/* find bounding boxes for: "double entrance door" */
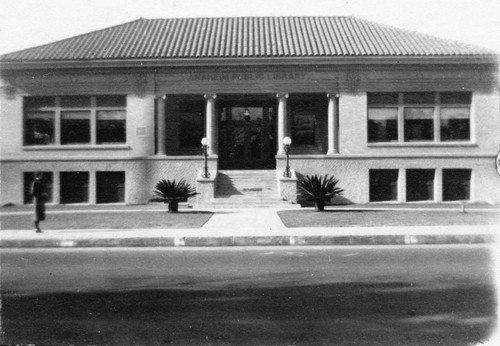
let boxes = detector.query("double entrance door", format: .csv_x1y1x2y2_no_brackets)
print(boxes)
218,99,277,170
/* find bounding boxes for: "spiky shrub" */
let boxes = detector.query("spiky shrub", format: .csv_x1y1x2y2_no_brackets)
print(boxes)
299,174,344,211
153,179,198,212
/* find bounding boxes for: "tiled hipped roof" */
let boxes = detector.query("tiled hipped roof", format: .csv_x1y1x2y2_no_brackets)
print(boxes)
0,17,493,61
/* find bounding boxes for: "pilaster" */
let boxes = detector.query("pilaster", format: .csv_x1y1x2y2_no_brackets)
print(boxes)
204,94,217,155
155,95,166,155
276,93,289,155
327,93,339,155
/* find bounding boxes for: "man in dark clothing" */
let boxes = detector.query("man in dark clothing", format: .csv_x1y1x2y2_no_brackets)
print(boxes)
31,172,46,233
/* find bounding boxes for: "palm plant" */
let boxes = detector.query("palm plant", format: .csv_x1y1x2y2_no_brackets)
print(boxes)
299,174,344,211
153,179,198,212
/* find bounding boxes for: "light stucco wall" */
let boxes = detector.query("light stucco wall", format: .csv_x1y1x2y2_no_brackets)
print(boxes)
0,158,212,205
277,156,500,204
1,64,499,206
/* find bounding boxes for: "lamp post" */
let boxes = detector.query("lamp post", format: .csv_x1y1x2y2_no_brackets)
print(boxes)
201,137,210,178
283,136,292,178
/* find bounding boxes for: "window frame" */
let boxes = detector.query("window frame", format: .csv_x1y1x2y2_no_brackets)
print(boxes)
23,95,127,146
367,92,472,144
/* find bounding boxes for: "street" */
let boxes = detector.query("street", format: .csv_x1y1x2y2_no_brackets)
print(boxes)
1,245,497,345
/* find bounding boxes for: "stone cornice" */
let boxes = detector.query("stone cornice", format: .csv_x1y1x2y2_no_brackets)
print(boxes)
0,55,497,71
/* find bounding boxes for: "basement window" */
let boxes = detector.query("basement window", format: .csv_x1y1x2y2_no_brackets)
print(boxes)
442,169,471,201
96,171,125,204
23,172,53,204
60,171,89,204
369,169,398,202
406,169,435,202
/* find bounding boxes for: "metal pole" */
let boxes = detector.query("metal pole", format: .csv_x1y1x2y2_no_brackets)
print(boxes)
202,145,210,178
284,144,291,178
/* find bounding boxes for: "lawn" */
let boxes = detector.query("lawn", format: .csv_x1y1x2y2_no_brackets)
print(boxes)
1,210,213,230
278,209,500,227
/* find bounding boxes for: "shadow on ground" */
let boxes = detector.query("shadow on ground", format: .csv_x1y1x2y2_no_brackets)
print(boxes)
2,281,496,345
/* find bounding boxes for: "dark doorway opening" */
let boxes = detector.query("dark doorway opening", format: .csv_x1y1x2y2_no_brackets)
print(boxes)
218,95,277,170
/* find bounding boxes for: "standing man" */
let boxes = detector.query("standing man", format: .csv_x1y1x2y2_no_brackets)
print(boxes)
31,172,47,233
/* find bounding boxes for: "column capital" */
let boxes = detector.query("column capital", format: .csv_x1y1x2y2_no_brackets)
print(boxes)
276,93,289,100
327,92,339,99
204,94,217,101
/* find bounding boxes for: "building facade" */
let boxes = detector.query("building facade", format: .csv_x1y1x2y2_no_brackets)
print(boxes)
1,17,499,206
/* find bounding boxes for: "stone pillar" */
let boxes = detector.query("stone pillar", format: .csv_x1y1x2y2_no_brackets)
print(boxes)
398,169,406,203
434,169,443,202
276,93,289,155
204,94,217,155
155,95,166,155
327,93,339,154
88,171,96,204
52,171,61,204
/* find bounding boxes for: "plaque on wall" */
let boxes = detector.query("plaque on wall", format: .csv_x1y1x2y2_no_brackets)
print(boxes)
136,127,147,136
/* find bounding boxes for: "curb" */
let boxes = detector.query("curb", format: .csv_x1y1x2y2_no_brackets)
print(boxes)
0,234,495,248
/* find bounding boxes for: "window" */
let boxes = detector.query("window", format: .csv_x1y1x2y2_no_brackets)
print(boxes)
24,112,55,145
443,169,471,201
24,95,126,146
289,94,328,153
368,93,399,143
367,92,471,143
368,108,398,142
61,111,91,144
369,169,398,202
96,96,127,143
404,107,434,141
406,169,435,202
60,172,89,204
440,92,471,141
96,171,125,203
23,172,53,204
178,100,204,148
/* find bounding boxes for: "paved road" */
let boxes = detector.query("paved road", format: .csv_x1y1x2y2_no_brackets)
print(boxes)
1,245,497,345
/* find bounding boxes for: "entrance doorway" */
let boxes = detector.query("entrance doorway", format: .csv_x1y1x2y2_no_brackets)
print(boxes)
218,97,276,169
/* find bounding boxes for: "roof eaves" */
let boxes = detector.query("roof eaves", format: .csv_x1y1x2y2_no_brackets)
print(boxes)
1,55,497,71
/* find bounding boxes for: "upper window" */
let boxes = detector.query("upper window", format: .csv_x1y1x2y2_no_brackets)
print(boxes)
24,95,126,146
367,92,471,143
178,100,205,148
289,94,328,153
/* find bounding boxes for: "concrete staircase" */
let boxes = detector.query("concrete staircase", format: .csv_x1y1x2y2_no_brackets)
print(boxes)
200,170,299,209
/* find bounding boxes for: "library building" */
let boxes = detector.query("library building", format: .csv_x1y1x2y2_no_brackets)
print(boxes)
1,17,499,207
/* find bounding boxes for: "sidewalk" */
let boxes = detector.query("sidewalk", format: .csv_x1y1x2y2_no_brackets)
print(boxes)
1,205,498,248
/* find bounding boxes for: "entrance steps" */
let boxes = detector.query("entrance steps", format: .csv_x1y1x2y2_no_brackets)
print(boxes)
199,170,300,209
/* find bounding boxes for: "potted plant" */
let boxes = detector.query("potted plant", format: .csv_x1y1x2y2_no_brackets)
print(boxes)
299,174,344,211
153,179,198,213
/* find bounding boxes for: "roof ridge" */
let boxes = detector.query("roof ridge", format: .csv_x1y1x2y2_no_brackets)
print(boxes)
142,16,355,20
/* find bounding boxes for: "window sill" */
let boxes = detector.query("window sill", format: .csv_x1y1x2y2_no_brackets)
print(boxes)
23,144,131,151
368,142,477,148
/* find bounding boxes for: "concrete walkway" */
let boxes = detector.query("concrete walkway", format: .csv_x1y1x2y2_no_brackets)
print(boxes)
202,208,286,230
1,206,498,248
